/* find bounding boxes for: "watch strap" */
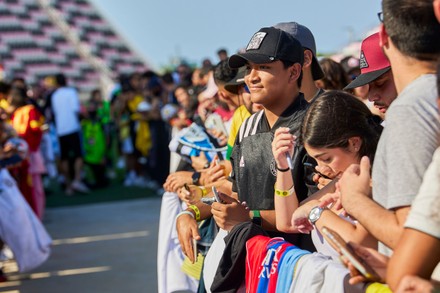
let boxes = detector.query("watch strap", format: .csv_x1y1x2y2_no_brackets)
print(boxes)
192,171,201,185
251,210,262,226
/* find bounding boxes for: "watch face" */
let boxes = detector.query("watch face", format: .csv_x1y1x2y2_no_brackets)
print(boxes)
192,172,201,184
309,206,323,223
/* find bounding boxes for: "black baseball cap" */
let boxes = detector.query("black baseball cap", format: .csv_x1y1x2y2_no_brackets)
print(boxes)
229,27,304,69
224,66,246,95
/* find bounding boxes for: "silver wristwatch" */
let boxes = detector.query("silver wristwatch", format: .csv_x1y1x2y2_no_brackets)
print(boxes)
308,206,326,225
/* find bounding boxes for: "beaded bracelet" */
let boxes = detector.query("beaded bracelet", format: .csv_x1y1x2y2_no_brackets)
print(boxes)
188,205,201,221
274,184,295,197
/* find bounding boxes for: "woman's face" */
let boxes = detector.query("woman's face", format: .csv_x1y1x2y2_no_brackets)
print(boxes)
305,143,360,178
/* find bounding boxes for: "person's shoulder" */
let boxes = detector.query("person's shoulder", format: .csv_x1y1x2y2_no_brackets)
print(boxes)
52,86,78,97
241,109,264,129
236,109,265,142
399,74,437,100
232,105,251,121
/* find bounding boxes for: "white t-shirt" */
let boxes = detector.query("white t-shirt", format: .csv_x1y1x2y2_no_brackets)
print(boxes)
311,213,357,261
51,87,81,136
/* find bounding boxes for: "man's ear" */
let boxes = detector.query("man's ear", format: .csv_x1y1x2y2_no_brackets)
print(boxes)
378,24,389,49
303,50,313,69
289,63,302,82
217,90,229,101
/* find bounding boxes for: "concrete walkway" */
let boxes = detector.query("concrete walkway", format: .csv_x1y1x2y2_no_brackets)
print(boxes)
0,198,161,293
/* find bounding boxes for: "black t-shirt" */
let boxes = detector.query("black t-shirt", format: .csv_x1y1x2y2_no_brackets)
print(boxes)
230,93,313,207
229,93,316,248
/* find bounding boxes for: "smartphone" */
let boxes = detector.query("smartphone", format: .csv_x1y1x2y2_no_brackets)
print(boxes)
303,162,332,180
201,186,222,205
192,238,198,263
212,186,222,203
201,197,216,205
321,226,381,282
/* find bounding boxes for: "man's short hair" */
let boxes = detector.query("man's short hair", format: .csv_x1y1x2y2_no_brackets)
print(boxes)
383,0,440,61
213,59,238,86
55,73,67,87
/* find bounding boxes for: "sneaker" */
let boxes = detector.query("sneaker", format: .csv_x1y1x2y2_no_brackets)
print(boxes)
71,181,90,193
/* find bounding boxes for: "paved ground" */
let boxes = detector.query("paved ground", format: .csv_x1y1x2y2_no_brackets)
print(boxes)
0,197,161,293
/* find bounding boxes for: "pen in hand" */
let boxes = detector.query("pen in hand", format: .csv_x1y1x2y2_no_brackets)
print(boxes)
286,153,293,170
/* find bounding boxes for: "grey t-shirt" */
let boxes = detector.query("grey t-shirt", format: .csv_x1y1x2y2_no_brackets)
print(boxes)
405,147,440,239
372,74,440,254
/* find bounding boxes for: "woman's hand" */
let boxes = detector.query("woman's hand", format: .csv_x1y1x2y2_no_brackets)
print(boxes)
272,127,295,170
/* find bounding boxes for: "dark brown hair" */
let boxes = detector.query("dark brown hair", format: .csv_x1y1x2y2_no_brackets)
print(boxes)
300,90,383,162
382,0,440,61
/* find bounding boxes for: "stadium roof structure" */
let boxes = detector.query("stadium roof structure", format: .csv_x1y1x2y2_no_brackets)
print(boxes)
0,0,151,93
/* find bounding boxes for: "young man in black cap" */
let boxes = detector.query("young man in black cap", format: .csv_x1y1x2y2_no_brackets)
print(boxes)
176,26,315,290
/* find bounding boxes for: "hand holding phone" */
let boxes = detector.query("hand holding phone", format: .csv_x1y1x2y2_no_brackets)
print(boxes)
212,186,222,203
321,226,382,282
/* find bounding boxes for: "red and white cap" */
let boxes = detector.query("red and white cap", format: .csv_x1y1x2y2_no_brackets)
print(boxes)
344,32,391,90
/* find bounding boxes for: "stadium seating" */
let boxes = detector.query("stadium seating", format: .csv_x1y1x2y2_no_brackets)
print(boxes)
0,0,149,93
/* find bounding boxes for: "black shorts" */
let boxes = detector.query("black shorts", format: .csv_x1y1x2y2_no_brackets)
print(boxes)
59,132,83,160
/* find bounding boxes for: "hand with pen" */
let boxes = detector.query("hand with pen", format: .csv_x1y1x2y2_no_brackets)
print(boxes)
272,127,295,172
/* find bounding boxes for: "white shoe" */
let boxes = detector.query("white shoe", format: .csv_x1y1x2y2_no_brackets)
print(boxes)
71,181,90,193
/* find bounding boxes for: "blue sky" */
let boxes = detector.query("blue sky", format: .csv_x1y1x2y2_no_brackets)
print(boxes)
89,0,382,70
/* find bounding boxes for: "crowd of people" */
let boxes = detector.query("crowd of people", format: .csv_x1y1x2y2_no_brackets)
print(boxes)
0,0,439,291
158,0,440,292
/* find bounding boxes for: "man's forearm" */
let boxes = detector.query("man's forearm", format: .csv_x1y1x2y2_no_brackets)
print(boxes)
346,196,403,249
259,210,278,231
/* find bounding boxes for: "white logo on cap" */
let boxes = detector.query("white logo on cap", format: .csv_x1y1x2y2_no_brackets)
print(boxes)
246,32,267,50
359,51,369,69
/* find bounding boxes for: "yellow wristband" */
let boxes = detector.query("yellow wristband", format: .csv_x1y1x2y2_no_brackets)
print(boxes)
274,184,295,197
188,205,201,221
198,186,207,197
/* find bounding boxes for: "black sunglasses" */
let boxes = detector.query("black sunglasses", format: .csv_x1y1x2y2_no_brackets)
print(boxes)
377,12,384,23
